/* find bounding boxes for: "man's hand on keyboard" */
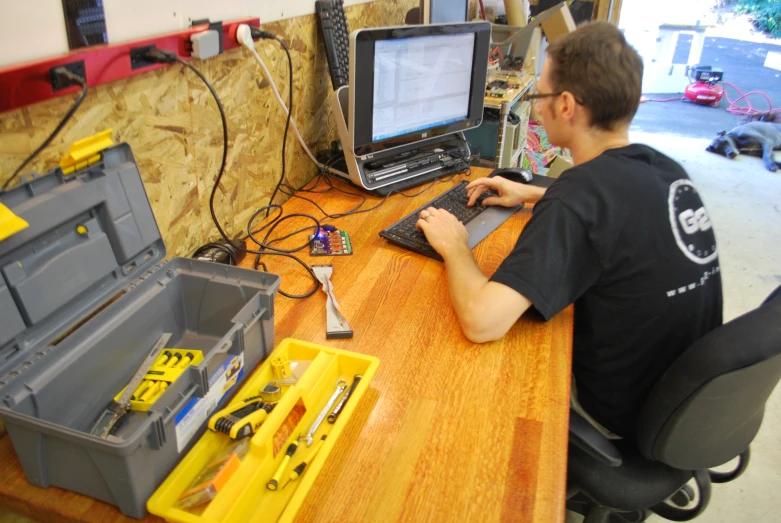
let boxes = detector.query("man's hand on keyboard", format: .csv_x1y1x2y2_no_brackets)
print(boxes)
466,177,544,207
415,207,469,258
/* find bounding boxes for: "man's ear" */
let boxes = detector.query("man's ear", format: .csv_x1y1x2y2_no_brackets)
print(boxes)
717,130,726,136
560,91,578,121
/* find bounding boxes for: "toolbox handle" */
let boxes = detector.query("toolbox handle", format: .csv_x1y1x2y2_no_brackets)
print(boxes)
211,327,238,356
215,338,233,355
162,383,199,426
250,385,305,457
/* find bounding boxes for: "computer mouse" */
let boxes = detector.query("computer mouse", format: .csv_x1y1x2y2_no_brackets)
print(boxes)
492,167,533,184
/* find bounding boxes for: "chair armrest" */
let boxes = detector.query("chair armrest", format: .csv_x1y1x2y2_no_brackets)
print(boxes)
569,409,623,467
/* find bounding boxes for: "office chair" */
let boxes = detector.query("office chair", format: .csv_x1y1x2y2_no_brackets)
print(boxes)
566,284,781,523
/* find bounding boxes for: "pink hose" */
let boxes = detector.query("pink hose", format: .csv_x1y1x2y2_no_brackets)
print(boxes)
722,82,780,117
644,82,779,119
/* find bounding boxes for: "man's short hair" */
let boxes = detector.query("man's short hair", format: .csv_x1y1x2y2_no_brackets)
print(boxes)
546,22,643,131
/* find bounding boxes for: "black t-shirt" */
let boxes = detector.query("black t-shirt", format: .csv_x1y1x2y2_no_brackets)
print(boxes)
490,144,723,438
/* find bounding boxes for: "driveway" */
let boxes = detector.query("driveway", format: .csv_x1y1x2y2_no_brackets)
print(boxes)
631,36,781,139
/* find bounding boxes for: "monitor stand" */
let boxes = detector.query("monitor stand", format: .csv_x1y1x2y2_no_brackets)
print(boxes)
329,86,472,196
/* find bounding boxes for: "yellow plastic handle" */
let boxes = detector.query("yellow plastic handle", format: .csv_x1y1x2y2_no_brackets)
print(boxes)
0,203,29,242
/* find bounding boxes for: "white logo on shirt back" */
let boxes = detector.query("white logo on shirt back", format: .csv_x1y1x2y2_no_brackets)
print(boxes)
668,179,717,265
678,208,712,234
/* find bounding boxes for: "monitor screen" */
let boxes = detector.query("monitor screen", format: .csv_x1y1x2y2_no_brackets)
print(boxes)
349,22,490,157
430,0,468,23
371,33,475,142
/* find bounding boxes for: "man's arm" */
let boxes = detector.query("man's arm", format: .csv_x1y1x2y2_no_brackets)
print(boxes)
466,177,547,207
416,207,531,343
441,243,532,343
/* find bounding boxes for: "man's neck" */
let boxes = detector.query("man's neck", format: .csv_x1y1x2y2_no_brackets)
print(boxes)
567,126,631,166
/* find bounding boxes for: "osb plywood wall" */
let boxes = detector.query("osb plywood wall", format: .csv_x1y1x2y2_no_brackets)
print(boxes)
0,0,474,258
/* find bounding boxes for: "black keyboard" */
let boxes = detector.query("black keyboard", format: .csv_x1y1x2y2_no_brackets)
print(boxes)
379,181,497,261
316,0,350,89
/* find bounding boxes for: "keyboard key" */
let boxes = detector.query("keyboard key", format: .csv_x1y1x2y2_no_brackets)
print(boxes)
316,1,350,89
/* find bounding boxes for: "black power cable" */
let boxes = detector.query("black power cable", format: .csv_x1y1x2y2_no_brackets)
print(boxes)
146,47,320,299
148,37,476,298
274,149,475,222
3,69,88,190
192,242,239,265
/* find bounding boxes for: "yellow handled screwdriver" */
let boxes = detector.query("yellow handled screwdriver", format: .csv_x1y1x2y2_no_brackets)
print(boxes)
267,441,299,491
282,435,327,490
154,351,173,367
131,380,152,401
165,353,182,368
140,381,162,402
149,382,169,403
174,353,194,369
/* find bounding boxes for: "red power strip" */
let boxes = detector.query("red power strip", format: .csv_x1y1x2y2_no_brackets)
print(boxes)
0,17,259,113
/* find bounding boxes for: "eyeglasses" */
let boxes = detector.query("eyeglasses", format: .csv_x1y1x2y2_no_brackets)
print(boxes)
526,90,563,100
526,90,584,105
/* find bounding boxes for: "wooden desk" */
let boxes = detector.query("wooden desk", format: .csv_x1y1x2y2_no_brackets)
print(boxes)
0,167,573,522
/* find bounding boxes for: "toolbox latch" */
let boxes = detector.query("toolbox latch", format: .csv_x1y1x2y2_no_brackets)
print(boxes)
58,129,114,175
149,416,166,450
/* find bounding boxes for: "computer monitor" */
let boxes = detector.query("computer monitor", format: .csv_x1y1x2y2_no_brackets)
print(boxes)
348,22,491,158
420,0,469,24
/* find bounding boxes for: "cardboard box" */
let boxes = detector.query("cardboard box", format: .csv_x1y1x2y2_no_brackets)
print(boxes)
538,2,576,43
503,0,530,26
546,154,574,178
524,27,543,78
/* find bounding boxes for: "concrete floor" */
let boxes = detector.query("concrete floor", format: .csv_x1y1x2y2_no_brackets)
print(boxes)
567,130,781,522
639,131,781,523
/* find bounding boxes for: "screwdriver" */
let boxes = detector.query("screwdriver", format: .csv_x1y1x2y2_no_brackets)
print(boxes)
282,435,327,490
174,352,195,369
131,380,152,401
165,353,182,368
140,381,163,402
267,441,299,491
154,351,173,367
149,382,168,402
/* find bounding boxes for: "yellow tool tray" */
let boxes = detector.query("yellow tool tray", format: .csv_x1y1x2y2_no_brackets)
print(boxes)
147,338,380,523
114,349,204,412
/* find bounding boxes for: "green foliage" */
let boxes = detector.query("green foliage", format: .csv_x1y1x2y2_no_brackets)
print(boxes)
730,0,781,37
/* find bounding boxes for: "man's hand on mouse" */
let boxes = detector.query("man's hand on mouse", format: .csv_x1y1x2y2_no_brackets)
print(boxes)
416,207,469,258
466,177,544,207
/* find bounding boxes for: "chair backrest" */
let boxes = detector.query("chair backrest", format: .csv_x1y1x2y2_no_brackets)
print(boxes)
636,285,781,470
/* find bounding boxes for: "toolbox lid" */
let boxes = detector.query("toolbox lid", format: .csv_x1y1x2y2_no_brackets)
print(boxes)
0,143,166,379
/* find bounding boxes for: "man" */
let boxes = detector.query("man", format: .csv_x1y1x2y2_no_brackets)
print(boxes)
415,22,722,439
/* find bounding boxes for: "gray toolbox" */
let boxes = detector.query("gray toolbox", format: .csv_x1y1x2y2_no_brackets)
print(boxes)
0,143,280,518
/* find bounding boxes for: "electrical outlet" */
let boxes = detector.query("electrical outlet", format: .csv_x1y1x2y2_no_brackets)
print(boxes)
130,45,158,70
50,61,86,91
1,17,257,112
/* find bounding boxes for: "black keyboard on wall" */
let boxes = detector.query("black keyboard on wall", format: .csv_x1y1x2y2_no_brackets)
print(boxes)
316,0,351,89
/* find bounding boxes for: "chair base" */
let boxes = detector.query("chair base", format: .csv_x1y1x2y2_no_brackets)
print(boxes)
568,469,711,523
649,470,711,521
709,448,750,483
567,494,651,523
